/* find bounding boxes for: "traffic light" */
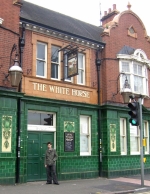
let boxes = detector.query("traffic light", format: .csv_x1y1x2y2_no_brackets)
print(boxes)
128,101,139,126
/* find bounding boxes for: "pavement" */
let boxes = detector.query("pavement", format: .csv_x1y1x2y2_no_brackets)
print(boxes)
1,175,150,194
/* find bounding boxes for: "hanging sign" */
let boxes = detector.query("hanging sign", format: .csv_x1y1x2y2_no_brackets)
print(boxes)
67,49,78,78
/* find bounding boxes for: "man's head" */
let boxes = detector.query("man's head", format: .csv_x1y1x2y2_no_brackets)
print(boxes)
47,142,52,149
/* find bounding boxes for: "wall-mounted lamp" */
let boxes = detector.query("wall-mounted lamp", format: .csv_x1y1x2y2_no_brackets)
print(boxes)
3,44,23,87
121,76,132,103
8,53,23,87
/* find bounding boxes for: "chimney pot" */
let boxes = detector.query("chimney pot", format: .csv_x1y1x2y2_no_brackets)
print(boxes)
113,4,116,10
104,11,107,16
108,8,111,13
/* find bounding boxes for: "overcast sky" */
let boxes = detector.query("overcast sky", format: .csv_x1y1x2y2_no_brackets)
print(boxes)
24,0,150,36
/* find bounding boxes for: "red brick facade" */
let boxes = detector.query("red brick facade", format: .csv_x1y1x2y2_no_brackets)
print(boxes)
101,6,150,107
0,0,21,87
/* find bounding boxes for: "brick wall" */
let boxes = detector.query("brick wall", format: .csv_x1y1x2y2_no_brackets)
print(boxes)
101,10,150,107
0,0,21,87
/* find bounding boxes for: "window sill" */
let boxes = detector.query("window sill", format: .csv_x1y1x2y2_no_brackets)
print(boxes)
80,152,91,156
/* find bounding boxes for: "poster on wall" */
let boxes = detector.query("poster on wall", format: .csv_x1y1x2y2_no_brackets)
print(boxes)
64,132,75,152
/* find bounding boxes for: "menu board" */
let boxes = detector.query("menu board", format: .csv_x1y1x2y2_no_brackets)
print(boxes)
64,132,75,152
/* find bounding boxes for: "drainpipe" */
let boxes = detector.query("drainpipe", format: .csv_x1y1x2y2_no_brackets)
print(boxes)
16,23,25,183
96,50,102,177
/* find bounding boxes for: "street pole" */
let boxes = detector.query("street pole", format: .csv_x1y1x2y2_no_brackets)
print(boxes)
138,97,144,186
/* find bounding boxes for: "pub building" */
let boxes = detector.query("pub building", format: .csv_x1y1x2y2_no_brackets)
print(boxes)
1,0,150,185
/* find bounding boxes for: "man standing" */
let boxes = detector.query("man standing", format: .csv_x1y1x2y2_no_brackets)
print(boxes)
44,142,59,185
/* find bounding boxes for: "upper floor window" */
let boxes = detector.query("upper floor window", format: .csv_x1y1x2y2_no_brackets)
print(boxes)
77,53,85,85
35,41,87,85
51,45,60,80
36,42,47,78
118,49,149,96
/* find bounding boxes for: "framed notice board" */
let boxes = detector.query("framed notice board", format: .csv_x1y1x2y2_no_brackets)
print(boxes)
64,132,75,152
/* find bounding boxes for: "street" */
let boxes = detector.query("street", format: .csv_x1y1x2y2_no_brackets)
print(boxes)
1,176,150,194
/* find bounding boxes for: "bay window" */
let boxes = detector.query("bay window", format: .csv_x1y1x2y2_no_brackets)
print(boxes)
118,49,149,96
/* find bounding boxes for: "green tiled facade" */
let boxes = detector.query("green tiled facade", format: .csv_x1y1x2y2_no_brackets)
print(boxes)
1,90,150,184
3,94,99,184
0,89,23,184
101,104,150,178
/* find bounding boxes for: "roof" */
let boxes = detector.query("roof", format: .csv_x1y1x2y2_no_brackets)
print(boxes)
20,1,105,44
118,45,135,55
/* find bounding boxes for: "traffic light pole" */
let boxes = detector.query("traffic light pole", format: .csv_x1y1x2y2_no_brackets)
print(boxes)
138,97,144,187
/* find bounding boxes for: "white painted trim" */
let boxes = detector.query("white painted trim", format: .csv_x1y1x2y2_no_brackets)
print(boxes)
36,42,47,78
28,125,56,132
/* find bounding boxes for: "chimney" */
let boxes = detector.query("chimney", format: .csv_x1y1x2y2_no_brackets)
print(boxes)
108,8,111,13
101,4,119,26
104,11,107,16
113,4,116,10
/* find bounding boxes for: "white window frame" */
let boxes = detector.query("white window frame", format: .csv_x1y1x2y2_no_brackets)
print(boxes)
120,118,127,155
51,45,61,80
27,111,56,132
80,115,91,156
36,42,47,78
130,125,140,155
118,49,149,96
77,53,85,85
144,120,149,154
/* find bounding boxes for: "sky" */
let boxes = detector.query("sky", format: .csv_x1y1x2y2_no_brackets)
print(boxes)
24,0,150,36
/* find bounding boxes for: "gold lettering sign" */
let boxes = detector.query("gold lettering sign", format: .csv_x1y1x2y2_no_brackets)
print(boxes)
32,82,90,98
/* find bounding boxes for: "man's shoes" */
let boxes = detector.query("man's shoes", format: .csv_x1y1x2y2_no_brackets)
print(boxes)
46,182,52,184
54,182,59,185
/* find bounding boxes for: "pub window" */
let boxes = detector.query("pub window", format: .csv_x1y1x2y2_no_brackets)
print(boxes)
80,115,91,156
130,125,140,155
28,111,54,126
51,45,60,80
36,42,47,78
120,118,127,155
144,121,149,154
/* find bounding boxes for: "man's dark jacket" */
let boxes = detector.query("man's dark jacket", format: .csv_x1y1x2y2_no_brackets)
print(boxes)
45,148,58,165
